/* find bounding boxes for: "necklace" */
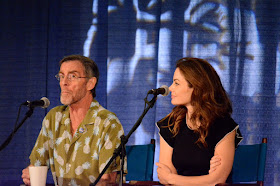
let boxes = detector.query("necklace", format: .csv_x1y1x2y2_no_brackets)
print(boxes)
185,113,201,130
186,123,193,130
186,116,194,130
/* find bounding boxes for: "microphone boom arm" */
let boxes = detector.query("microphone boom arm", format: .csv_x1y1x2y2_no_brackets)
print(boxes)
0,107,34,151
90,94,158,186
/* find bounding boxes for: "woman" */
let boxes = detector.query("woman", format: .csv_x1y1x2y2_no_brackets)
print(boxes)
156,57,243,185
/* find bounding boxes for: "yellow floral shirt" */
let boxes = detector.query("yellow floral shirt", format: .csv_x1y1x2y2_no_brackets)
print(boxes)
29,99,124,186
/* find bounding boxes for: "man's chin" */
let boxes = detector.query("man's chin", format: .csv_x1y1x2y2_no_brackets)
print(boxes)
60,97,72,105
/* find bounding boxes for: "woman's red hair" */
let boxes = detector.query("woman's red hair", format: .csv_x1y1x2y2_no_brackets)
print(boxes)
164,57,232,147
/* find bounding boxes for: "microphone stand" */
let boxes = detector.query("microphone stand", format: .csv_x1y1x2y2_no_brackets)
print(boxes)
0,107,34,152
90,94,158,186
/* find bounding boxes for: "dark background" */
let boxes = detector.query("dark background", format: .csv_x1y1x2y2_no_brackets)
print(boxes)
0,0,279,185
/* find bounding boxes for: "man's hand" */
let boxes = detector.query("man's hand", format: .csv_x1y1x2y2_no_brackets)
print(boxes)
22,165,33,185
96,172,117,186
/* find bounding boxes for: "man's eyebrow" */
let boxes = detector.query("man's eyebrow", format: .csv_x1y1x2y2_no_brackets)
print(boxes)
58,70,80,74
68,71,80,74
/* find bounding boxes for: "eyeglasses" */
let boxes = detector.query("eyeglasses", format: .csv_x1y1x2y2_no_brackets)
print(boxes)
55,73,88,82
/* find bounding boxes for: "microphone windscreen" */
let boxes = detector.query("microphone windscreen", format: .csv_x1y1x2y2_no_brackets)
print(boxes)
41,97,50,108
161,85,170,96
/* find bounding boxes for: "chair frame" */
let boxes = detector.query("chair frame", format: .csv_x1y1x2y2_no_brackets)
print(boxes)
127,139,161,185
127,138,267,186
216,138,267,186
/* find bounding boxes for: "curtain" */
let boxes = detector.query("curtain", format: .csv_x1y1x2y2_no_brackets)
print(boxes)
0,0,279,185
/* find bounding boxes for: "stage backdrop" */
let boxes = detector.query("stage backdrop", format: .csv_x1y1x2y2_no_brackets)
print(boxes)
0,0,279,185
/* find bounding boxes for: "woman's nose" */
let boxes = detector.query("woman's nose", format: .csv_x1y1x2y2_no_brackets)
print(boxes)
169,85,173,92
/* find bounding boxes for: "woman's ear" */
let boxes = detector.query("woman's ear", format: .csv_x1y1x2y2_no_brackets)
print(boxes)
86,77,97,91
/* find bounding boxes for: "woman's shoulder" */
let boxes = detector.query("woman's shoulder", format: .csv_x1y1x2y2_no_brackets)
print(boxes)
211,115,238,130
156,115,177,148
207,115,243,149
157,115,172,127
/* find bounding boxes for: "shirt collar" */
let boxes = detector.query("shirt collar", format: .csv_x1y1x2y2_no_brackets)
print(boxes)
60,99,101,126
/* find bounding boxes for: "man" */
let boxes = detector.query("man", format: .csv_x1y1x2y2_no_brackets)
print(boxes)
22,55,124,186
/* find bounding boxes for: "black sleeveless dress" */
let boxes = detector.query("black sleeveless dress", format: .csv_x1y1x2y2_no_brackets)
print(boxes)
157,116,243,177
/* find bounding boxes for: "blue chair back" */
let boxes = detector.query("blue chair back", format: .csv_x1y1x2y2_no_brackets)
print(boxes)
125,142,155,181
232,138,267,183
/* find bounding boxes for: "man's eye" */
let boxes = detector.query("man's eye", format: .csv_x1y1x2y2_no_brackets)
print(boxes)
70,74,77,78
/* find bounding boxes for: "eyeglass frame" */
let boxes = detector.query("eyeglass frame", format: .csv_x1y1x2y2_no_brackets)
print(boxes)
55,73,89,82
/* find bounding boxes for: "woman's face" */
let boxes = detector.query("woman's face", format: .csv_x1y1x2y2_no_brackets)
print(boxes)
169,68,194,107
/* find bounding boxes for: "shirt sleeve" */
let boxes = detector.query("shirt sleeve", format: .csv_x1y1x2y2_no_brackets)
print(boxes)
98,113,125,174
156,117,175,148
29,116,50,166
207,116,243,150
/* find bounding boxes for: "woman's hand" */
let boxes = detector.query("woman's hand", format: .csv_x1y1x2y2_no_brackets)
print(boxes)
209,155,221,174
156,162,173,185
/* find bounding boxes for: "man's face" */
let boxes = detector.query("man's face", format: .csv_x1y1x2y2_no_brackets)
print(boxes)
58,60,89,105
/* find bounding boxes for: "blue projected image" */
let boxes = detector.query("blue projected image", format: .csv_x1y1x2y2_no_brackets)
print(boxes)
81,0,279,184
81,0,280,185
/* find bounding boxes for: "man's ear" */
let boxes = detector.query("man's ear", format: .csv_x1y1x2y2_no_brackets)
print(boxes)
87,77,97,91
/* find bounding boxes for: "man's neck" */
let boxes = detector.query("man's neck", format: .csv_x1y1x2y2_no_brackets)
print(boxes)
68,94,93,135
69,94,93,116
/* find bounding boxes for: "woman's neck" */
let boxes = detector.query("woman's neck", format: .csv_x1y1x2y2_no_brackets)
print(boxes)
185,107,200,130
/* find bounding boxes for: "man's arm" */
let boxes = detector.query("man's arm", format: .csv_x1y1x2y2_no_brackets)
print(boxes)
97,113,125,184
22,115,51,185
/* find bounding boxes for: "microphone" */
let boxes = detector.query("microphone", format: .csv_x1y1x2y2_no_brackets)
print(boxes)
22,97,50,108
148,85,169,96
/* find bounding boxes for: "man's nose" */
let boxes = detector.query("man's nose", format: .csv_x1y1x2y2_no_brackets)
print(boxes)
60,76,69,85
